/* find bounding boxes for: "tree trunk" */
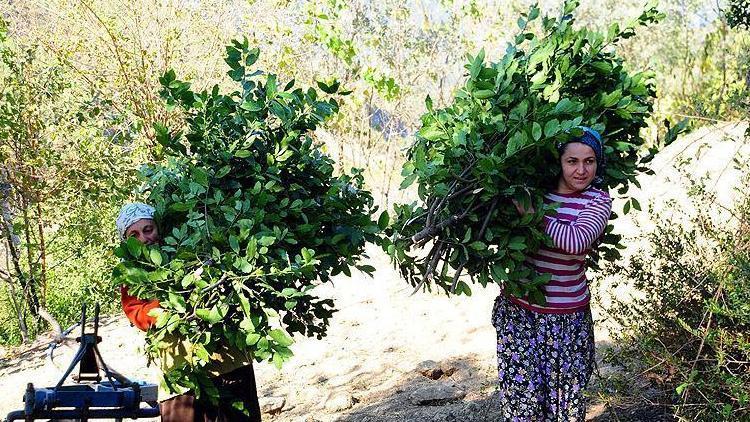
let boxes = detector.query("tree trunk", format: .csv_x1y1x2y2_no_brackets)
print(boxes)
0,172,29,342
20,197,41,320
35,202,47,305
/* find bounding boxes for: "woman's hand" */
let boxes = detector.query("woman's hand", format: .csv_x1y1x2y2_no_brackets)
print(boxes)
512,199,535,215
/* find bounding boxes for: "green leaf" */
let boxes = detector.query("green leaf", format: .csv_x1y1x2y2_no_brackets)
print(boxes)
281,288,298,297
277,149,294,162
149,248,163,266
246,237,258,259
181,273,196,288
675,382,689,395
233,257,253,273
168,292,186,313
240,99,264,112
269,329,294,347
591,61,613,73
532,122,542,141
400,173,417,190
491,264,509,283
195,308,214,323
215,166,231,178
418,126,445,141
553,98,581,114
169,202,191,212
508,238,526,250
457,280,472,296
469,241,487,251
505,131,527,157
473,89,494,99
462,227,473,244
425,95,433,112
528,6,540,20
193,343,210,362
245,332,261,346
356,264,376,274
246,47,260,66
529,288,546,305
227,67,244,82
544,119,560,137
258,235,276,246
316,80,340,94
601,89,622,107
210,305,227,323
229,235,240,253
272,353,284,369
266,74,277,97
301,247,314,262
469,48,485,79
126,236,142,258
193,167,209,187
377,211,390,230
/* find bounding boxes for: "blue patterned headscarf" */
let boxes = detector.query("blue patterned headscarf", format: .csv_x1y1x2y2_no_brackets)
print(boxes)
116,203,155,240
557,126,606,185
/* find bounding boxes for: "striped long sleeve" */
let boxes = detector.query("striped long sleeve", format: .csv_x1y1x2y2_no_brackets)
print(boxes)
508,187,612,314
544,195,612,255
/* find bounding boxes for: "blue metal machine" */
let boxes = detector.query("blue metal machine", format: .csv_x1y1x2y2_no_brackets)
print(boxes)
4,304,160,422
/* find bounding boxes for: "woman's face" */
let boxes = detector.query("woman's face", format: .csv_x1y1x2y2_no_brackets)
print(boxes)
558,142,597,193
125,218,160,245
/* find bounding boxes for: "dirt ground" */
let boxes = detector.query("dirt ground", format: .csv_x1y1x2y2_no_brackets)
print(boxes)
0,245,664,422
4,122,747,421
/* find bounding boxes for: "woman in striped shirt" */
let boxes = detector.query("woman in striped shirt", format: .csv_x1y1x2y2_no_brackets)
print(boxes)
493,127,612,421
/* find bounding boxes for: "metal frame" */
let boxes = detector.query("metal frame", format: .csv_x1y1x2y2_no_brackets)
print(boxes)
4,304,160,422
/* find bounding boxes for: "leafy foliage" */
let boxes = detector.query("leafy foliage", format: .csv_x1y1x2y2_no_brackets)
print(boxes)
0,18,134,344
112,39,380,403
726,0,750,30
382,1,667,300
603,169,750,420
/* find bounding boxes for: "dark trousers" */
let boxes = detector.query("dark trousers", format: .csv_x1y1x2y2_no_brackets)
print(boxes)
159,364,261,422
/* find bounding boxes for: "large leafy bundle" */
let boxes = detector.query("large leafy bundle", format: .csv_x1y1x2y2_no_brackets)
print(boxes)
383,1,665,301
112,39,379,402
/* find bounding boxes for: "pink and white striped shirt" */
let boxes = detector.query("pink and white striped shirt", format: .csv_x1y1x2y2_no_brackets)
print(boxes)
509,187,612,314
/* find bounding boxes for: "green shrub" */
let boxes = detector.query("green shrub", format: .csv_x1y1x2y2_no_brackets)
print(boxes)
727,0,750,30
603,168,750,420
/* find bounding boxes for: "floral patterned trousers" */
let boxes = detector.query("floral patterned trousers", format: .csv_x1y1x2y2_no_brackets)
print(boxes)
492,296,595,422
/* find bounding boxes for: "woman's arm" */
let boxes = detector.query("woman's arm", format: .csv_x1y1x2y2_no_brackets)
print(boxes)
544,195,612,255
120,286,160,331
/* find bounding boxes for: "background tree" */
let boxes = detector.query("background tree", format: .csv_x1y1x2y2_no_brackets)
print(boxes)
0,20,137,343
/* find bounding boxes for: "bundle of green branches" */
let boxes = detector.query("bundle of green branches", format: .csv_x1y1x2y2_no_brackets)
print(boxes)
112,39,379,403
382,1,671,302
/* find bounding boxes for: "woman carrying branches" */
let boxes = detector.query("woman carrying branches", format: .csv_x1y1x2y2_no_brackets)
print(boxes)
115,203,262,422
493,127,612,421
